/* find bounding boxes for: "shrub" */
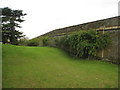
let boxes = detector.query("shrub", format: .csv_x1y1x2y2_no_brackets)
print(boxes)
59,30,111,59
27,41,39,46
42,37,49,46
18,37,29,46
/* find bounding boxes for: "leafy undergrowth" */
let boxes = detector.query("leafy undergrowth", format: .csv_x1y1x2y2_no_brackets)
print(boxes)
2,44,118,88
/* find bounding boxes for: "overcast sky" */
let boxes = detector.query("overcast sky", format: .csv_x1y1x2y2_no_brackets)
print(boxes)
0,0,119,39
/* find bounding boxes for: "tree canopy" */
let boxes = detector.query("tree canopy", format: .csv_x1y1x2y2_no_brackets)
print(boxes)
1,7,27,45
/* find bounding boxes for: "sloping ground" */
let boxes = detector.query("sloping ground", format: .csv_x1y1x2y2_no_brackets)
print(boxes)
2,44,118,88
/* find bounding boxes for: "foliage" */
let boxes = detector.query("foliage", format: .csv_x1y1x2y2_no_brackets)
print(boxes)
1,7,26,45
27,40,39,46
59,30,111,59
42,37,49,46
18,36,29,46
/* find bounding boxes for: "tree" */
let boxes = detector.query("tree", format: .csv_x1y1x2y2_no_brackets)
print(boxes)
1,7,26,45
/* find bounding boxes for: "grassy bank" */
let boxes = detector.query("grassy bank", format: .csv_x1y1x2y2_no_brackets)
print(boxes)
2,44,118,88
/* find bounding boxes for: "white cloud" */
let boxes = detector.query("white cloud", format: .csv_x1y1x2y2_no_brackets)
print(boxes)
0,0,119,39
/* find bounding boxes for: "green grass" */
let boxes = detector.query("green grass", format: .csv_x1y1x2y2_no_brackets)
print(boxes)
2,44,118,88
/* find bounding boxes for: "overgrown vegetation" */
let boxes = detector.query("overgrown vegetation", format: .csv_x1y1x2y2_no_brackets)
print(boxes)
58,30,111,59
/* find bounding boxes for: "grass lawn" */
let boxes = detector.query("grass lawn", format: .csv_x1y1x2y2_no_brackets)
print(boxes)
2,44,118,88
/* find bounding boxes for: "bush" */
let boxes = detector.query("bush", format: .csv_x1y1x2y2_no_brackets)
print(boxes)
59,30,111,59
18,37,29,46
42,37,49,46
27,41,39,46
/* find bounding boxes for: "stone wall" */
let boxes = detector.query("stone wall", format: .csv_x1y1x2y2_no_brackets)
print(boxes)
97,29,119,63
41,16,119,37
36,16,120,63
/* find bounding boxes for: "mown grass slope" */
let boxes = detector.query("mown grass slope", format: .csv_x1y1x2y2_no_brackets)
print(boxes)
2,44,118,88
